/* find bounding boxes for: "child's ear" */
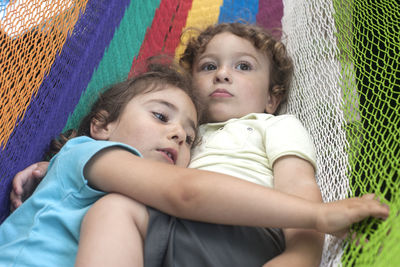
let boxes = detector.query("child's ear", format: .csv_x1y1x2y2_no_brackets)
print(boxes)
90,111,115,140
265,85,282,114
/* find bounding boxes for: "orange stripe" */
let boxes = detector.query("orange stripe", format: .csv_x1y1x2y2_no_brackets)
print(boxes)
0,0,89,148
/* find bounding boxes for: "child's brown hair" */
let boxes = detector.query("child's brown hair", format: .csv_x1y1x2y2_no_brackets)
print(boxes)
180,22,293,114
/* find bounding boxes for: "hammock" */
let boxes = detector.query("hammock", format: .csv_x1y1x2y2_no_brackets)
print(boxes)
0,1,399,266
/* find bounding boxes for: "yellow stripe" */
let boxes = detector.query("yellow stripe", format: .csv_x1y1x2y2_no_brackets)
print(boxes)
174,0,223,61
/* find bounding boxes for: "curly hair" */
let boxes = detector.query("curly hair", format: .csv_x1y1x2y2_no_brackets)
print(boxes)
180,23,293,114
46,62,202,159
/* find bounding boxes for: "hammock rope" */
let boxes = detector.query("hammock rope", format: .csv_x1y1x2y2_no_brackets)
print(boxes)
1,1,398,266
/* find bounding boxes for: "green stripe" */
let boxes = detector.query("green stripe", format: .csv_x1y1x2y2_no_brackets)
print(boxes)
64,0,161,131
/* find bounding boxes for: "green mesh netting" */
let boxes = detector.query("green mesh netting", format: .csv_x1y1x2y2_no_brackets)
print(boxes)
282,0,399,266
335,0,400,266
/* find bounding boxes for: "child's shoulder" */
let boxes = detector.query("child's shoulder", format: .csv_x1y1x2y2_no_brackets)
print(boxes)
58,136,96,153
48,136,97,165
59,136,141,157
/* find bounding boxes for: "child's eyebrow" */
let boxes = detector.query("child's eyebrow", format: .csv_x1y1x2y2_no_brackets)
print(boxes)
198,52,260,64
232,52,261,63
149,99,197,131
149,99,176,110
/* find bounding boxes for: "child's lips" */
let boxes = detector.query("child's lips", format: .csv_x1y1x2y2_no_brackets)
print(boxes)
210,89,233,98
157,148,177,165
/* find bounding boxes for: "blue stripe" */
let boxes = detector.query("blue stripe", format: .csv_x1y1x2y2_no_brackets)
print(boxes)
218,0,259,24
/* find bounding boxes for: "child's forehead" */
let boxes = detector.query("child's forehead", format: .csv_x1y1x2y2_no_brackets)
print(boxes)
205,32,256,51
199,32,264,60
141,84,188,98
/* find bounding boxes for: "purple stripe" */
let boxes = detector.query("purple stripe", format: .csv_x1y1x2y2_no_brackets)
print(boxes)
256,0,283,39
0,0,130,223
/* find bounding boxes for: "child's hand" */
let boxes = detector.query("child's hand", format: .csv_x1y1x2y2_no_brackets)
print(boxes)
316,194,389,238
10,161,49,212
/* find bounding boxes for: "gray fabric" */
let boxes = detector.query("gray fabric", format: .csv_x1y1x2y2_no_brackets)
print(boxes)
145,208,285,267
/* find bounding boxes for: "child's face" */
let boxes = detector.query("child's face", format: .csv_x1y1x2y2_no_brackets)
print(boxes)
192,32,279,122
92,86,197,167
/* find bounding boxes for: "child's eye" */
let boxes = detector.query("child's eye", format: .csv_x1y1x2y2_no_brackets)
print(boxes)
235,62,252,71
200,63,217,71
153,112,169,122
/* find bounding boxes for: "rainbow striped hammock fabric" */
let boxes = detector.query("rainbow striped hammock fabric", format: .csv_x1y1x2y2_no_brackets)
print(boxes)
0,1,399,266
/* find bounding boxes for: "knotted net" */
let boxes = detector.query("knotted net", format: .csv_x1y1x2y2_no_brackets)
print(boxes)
282,0,399,266
0,1,399,266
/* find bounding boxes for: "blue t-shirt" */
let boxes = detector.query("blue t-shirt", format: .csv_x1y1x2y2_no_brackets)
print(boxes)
0,136,141,267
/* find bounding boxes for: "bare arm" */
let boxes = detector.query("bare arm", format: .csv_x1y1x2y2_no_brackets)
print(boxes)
85,147,389,235
264,156,324,267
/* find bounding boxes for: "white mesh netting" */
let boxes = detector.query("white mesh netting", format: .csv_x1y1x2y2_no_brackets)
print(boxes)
282,1,351,266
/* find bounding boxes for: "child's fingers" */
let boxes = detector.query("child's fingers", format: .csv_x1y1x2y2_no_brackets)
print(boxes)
361,193,376,200
322,196,389,238
365,199,389,219
10,162,47,212
35,161,50,176
10,172,26,211
12,173,24,194
9,191,23,212
32,169,44,177
359,194,389,219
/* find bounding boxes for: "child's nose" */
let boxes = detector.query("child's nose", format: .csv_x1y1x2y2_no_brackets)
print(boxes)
214,67,232,83
169,124,186,145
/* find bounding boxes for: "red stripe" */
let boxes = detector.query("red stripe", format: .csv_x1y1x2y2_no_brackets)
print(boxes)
129,0,193,77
